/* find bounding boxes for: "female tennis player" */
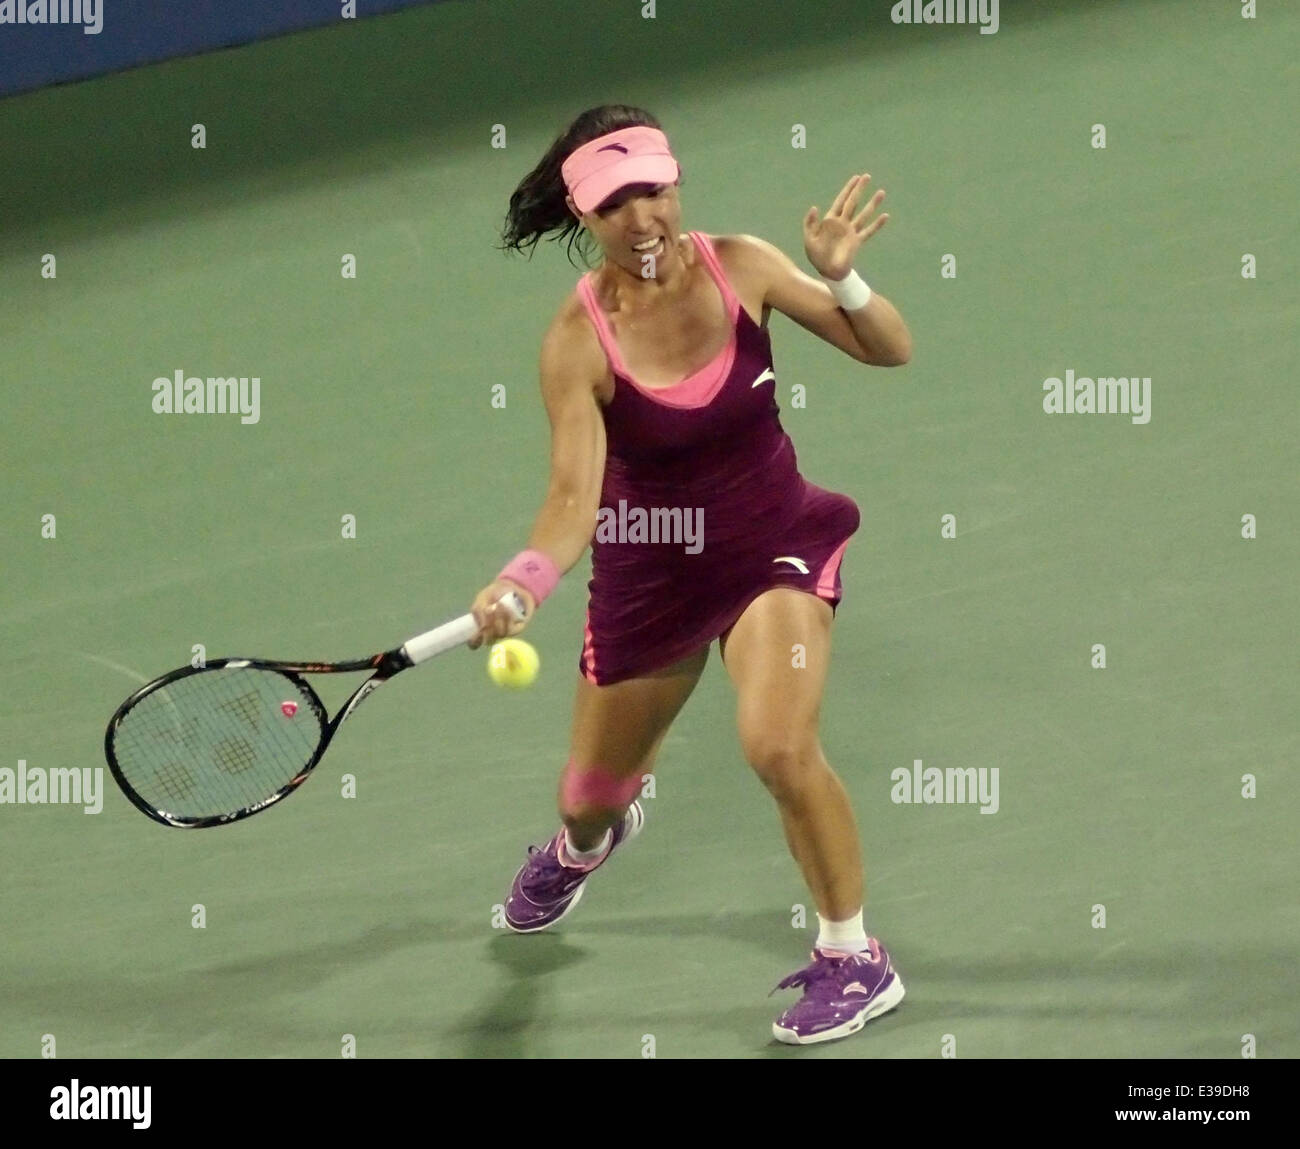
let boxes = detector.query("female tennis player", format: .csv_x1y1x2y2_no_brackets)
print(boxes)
469,105,912,1045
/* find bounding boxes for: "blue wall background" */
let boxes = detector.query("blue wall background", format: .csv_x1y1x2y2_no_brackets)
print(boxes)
0,0,451,98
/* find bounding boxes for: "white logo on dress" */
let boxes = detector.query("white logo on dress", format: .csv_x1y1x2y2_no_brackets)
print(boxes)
773,556,809,574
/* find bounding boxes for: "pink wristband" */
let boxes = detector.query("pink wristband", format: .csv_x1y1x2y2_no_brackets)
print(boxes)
497,549,560,607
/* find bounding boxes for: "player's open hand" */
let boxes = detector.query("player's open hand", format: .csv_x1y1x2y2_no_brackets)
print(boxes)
804,173,888,281
469,581,534,649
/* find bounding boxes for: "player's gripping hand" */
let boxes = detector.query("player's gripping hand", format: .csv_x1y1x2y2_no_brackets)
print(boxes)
468,581,535,650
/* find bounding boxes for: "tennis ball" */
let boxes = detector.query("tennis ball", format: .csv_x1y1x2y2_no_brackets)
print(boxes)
488,639,539,688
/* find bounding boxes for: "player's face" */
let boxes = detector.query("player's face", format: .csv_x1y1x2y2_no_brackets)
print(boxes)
572,182,682,273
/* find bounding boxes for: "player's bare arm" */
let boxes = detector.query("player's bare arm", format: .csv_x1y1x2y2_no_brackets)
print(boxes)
469,308,607,646
529,308,609,569
725,175,912,367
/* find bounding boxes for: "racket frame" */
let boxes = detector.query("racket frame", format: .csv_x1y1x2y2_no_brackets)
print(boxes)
103,648,409,829
103,593,523,829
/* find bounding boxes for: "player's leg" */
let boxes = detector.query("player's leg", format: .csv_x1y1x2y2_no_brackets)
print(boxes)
560,643,709,851
504,644,708,932
720,586,903,1042
720,587,861,917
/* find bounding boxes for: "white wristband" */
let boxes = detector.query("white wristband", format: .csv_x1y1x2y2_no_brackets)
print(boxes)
824,269,872,312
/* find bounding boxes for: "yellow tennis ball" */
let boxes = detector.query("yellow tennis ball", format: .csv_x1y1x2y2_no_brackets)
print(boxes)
488,638,539,688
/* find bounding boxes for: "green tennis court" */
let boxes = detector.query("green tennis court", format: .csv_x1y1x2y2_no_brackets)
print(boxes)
1,0,1296,1058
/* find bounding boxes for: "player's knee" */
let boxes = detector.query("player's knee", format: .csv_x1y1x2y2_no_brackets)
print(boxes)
740,730,818,799
558,758,643,820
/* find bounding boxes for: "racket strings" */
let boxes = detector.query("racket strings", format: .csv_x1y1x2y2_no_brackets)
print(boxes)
110,668,324,820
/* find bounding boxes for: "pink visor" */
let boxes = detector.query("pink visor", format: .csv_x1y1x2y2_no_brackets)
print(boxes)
561,125,681,214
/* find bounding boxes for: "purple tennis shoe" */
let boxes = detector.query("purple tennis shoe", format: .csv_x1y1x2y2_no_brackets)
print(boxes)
504,801,645,932
771,938,905,1044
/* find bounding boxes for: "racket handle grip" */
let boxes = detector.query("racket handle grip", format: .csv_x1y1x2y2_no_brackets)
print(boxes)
400,591,527,667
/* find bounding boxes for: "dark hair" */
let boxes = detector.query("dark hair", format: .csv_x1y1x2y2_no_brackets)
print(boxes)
497,104,678,271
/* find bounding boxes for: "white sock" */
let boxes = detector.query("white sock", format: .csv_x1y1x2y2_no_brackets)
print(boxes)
816,910,869,954
560,827,612,869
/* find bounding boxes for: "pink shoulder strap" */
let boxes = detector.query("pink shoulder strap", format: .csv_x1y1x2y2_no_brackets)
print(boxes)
688,232,740,323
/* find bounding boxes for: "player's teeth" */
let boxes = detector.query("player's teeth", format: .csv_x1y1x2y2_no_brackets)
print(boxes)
633,237,661,251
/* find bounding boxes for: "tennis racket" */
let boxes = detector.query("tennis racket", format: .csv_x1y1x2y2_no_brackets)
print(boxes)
104,592,525,829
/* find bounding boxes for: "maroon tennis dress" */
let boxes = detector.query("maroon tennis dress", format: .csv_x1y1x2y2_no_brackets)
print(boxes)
573,231,860,686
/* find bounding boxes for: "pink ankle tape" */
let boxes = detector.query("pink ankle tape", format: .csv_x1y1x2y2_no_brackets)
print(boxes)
560,760,644,810
497,549,560,607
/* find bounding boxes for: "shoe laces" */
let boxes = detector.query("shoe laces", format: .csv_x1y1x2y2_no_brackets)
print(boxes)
772,949,865,996
521,841,585,897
